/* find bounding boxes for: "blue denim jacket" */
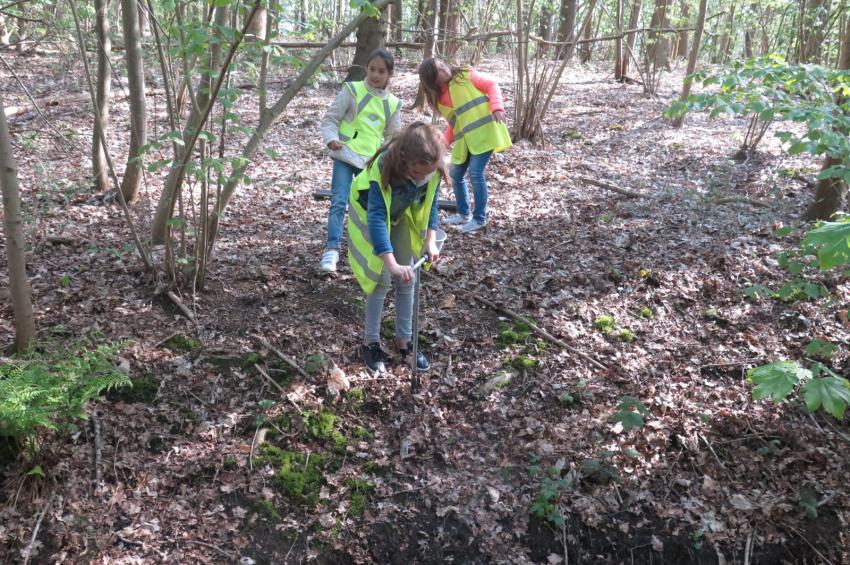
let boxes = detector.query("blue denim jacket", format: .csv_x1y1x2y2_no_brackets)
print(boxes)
367,175,440,256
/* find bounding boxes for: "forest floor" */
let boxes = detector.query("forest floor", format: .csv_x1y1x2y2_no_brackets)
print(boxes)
1,50,849,564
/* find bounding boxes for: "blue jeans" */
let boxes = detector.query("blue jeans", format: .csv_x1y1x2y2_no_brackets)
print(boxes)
364,223,414,343
450,150,493,223
325,158,362,250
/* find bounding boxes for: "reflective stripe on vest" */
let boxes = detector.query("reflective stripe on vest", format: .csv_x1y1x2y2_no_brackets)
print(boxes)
347,158,440,294
337,82,400,155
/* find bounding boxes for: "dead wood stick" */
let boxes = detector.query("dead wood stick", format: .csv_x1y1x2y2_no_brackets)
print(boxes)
424,273,608,371
249,334,310,379
165,290,196,322
22,491,56,565
183,539,238,561
712,196,771,208
578,175,647,198
91,412,102,491
254,363,287,396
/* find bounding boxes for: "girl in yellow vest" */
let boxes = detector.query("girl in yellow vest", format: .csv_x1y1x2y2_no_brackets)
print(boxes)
418,58,512,233
319,48,402,273
347,122,447,372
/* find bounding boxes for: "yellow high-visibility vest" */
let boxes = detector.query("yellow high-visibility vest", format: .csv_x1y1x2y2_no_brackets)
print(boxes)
437,71,512,164
338,81,401,157
347,157,440,295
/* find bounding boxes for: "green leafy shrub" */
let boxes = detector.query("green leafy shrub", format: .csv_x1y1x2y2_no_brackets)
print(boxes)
0,342,130,453
748,361,850,419
611,396,649,430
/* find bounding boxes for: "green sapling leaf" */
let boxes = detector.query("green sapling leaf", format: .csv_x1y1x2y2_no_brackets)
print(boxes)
747,361,812,402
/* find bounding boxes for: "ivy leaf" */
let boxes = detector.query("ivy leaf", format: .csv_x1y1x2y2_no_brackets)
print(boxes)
803,377,850,419
747,361,812,402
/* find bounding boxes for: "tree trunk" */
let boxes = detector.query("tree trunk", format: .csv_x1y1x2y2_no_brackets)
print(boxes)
614,0,623,79
120,0,146,203
344,5,388,81
0,86,36,352
622,0,642,75
647,0,671,70
672,0,707,128
677,0,689,59
438,0,460,59
798,0,830,63
719,2,736,63
555,0,577,60
578,0,598,63
413,0,438,109
390,0,402,42
247,6,267,39
137,1,149,37
804,13,850,220
92,0,110,192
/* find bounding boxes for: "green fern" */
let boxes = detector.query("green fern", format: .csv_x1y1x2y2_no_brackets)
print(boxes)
0,341,131,442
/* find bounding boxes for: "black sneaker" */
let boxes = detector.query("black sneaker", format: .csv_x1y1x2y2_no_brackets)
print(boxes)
360,342,386,372
398,345,431,372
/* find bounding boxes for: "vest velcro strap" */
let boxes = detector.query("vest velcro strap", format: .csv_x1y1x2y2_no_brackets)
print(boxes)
454,95,489,117
448,114,457,128
457,113,495,139
349,241,381,283
357,94,373,114
349,208,372,243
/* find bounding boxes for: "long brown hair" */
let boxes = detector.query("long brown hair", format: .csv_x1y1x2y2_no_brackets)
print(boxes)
367,122,448,189
418,58,467,112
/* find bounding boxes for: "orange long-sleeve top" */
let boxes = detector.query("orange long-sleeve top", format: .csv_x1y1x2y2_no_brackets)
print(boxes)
438,69,505,146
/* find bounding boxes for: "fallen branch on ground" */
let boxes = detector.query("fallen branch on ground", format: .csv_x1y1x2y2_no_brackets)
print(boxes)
250,334,310,380
424,272,608,371
578,176,647,198
165,290,196,322
21,491,56,565
712,196,771,208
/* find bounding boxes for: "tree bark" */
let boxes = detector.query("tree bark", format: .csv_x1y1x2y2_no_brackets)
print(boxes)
555,0,577,60
672,0,707,128
344,4,388,81
804,12,849,220
438,0,460,59
120,0,146,203
413,0,438,109
622,0,642,76
614,0,623,79
647,0,671,70
677,0,689,59
579,0,598,63
92,0,110,192
390,0,402,42
0,86,36,352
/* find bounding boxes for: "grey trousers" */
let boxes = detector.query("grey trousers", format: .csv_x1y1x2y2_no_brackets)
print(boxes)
364,223,415,344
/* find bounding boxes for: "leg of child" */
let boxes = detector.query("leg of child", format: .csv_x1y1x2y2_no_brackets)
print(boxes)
449,156,472,218
466,151,493,223
363,267,392,344
388,224,415,349
325,159,360,251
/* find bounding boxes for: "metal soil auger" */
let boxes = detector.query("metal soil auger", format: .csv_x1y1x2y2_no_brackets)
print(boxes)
410,228,447,393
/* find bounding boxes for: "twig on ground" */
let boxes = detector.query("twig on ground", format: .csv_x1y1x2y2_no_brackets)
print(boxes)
699,433,726,471
91,412,102,491
21,490,56,565
250,334,310,379
382,478,441,498
578,175,647,198
165,290,196,322
821,415,850,447
712,196,771,208
254,363,288,396
183,539,238,561
425,272,608,371
785,525,834,565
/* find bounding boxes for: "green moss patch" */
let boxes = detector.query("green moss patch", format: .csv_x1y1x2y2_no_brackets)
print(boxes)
162,334,202,353
346,479,376,516
107,374,159,404
259,445,327,505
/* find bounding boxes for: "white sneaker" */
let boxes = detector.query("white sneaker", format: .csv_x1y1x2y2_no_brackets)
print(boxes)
443,213,470,226
319,249,339,272
459,219,487,233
